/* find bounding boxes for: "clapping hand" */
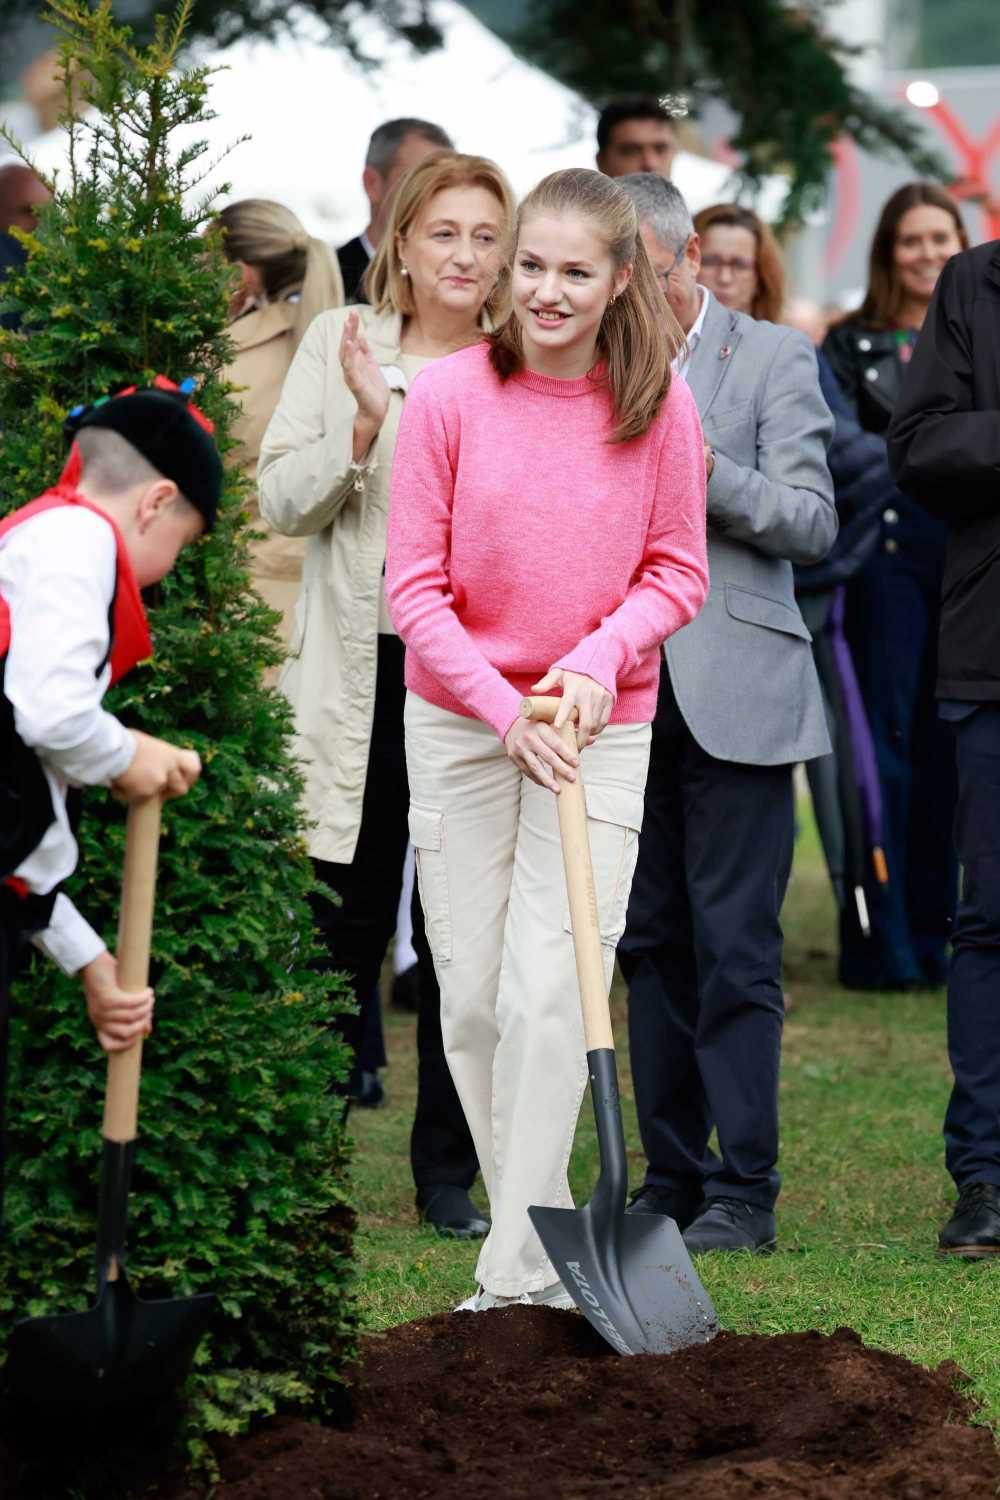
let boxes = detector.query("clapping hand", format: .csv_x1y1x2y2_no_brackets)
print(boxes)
340,310,390,442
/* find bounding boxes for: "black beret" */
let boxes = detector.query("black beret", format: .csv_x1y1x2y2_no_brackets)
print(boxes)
68,386,223,531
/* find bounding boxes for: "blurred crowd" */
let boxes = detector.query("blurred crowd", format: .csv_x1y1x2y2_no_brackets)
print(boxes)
2,92,996,1271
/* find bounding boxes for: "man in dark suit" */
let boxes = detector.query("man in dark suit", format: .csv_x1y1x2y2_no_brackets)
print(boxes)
617,174,836,1255
337,118,453,303
888,240,1000,1259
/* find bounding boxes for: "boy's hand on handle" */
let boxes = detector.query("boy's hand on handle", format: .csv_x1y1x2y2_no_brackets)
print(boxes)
81,950,154,1053
532,669,613,749
112,732,201,802
504,717,579,793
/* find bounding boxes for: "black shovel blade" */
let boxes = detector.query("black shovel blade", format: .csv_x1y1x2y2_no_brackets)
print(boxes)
6,1270,216,1411
528,1201,717,1355
529,1048,718,1356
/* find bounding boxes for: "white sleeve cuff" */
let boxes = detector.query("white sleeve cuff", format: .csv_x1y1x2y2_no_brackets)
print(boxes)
41,715,135,786
30,893,106,975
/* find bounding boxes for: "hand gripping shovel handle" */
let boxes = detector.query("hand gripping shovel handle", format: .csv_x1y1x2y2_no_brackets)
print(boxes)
520,697,612,1051
100,796,162,1282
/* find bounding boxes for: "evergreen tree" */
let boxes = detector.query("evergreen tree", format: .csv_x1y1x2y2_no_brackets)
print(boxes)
0,0,356,1449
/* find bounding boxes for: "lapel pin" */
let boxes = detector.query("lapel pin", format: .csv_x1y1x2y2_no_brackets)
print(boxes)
718,344,732,360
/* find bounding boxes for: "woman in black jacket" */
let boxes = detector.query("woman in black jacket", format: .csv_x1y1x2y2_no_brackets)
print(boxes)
822,182,967,990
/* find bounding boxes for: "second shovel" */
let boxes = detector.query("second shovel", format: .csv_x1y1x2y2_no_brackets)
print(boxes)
523,695,718,1357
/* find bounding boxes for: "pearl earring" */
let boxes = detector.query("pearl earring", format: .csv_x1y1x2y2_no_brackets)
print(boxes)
400,265,409,277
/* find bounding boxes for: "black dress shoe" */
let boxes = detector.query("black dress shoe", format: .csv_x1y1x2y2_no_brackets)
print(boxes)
417,1185,490,1240
938,1182,1000,1259
683,1197,776,1255
348,1069,385,1109
625,1185,702,1231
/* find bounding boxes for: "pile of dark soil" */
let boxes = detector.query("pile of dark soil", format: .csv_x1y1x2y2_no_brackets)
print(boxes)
191,1309,999,1499
3,1308,997,1497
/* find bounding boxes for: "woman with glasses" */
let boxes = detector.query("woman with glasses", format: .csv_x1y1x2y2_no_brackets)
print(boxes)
693,203,785,323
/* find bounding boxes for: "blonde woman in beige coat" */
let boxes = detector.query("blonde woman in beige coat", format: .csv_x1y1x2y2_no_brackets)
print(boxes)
258,152,515,1236
219,199,344,643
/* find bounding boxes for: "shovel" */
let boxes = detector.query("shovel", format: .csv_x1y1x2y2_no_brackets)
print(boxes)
523,696,718,1357
6,797,215,1411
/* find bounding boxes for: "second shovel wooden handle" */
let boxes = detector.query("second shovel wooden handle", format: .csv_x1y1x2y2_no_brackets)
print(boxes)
521,696,613,1053
102,797,162,1144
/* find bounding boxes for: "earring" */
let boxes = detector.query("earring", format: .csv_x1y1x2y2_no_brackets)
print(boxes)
609,293,618,305
400,265,409,277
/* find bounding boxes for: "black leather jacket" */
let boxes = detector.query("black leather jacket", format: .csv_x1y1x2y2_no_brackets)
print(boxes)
823,320,904,436
823,317,945,563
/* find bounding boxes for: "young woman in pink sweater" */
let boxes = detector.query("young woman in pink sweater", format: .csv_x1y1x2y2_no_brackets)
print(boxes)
386,168,709,1312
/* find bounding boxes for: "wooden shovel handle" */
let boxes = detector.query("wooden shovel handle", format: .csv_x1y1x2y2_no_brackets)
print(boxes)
102,797,162,1144
521,696,613,1052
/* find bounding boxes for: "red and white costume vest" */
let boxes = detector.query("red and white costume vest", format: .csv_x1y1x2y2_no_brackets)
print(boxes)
0,454,151,898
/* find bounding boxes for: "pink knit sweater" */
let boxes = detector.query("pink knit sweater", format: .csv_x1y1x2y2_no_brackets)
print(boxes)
386,342,709,742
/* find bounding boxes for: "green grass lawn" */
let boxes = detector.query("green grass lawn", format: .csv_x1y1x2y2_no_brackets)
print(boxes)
350,806,1000,1429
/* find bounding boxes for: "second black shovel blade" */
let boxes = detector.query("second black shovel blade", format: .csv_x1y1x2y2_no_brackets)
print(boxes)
528,1201,718,1356
6,1270,216,1411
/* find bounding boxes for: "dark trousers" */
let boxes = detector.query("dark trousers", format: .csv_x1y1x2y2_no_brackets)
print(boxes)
841,525,958,987
944,704,1000,1190
310,635,477,1195
618,668,793,1211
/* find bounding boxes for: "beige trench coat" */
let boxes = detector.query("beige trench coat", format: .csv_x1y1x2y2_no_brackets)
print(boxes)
225,301,309,642
257,304,416,865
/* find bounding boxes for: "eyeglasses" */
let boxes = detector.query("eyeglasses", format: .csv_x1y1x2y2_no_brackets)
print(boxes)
701,254,757,276
653,244,687,287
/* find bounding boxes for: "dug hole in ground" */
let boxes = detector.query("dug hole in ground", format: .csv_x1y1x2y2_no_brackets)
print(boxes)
166,1305,998,1499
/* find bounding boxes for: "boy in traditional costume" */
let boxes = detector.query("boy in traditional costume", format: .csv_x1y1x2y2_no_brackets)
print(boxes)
0,381,222,1205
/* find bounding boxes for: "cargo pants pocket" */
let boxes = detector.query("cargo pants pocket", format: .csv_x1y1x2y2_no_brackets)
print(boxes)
562,781,645,947
408,803,453,965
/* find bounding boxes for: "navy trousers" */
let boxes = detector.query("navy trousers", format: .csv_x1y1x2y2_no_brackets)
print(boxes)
840,509,958,988
618,668,793,1211
944,704,1000,1190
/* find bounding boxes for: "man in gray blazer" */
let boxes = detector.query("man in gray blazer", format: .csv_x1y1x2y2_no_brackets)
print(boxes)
617,175,836,1254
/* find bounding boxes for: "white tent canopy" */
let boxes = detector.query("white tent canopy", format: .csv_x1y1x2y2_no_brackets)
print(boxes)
12,1,784,242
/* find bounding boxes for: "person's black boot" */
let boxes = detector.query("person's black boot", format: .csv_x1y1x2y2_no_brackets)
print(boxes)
417,1185,490,1240
938,1182,1000,1259
625,1185,702,1232
683,1197,776,1255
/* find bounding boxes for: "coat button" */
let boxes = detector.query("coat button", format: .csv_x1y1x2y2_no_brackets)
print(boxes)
865,366,879,381
884,508,898,524
885,537,899,554
858,337,872,351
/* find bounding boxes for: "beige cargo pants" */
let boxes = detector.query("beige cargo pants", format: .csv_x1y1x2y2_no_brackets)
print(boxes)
404,693,651,1297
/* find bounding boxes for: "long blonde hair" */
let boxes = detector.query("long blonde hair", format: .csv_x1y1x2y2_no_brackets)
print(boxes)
218,198,344,351
365,151,515,320
489,169,683,444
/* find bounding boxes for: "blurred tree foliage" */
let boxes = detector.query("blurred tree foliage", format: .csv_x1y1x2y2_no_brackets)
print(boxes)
2,0,950,223
482,0,949,225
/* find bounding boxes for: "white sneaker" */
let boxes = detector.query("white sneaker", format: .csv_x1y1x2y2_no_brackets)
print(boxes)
454,1282,576,1313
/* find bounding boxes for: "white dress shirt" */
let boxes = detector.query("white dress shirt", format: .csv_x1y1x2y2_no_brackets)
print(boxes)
674,285,710,377
1,506,136,973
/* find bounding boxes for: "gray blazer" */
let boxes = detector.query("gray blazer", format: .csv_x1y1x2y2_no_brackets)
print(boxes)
665,295,837,765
